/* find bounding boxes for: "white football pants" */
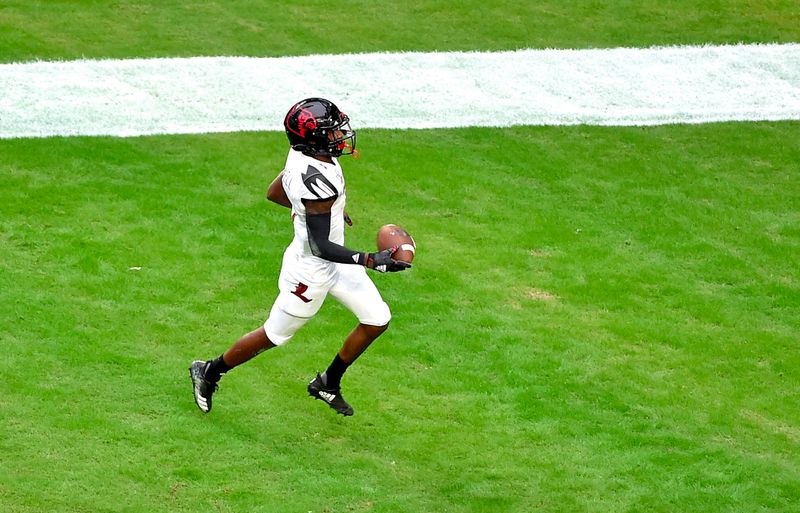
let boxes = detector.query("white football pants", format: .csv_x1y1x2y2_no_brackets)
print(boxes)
263,247,391,345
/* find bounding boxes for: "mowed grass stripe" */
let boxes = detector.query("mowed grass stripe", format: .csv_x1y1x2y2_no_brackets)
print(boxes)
2,44,800,139
2,0,799,63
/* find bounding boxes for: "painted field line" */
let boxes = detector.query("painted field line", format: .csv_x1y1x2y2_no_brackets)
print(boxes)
1,44,799,139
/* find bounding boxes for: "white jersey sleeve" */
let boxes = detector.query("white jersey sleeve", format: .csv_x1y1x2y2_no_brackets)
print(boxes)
297,163,340,201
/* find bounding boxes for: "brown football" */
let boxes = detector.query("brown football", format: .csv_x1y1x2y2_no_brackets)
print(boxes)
376,224,416,264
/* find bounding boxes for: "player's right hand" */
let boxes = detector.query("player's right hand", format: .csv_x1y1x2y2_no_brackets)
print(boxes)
367,247,411,273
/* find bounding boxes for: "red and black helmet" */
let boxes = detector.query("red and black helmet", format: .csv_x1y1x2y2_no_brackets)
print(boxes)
284,98,357,157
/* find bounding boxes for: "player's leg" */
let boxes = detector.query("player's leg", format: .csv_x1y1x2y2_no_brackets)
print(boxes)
190,252,331,413
328,264,391,372
190,289,326,413
203,326,276,383
189,326,275,414
308,265,391,416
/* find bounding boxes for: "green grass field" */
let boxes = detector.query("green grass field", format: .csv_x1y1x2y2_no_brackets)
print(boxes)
2,0,800,61
2,2,799,513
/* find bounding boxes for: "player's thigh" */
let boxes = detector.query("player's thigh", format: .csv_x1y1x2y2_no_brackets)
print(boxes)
263,298,313,346
328,265,391,326
265,255,332,345
275,251,334,315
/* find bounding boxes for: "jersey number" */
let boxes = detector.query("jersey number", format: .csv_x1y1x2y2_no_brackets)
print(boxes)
291,282,312,303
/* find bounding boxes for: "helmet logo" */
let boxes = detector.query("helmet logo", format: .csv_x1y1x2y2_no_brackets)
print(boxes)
296,108,317,137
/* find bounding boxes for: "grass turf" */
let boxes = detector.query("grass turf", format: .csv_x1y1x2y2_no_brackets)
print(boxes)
1,124,798,512
2,1,800,511
2,0,800,62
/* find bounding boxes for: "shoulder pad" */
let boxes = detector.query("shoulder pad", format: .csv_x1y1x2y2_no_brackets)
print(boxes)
301,165,339,200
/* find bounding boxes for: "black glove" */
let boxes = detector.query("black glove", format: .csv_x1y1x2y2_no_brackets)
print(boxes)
366,247,411,273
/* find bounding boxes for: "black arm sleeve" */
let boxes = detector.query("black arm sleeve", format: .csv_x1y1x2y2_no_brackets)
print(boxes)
306,212,367,265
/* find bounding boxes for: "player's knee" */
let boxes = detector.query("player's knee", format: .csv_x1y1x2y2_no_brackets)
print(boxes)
263,322,290,346
263,329,291,346
363,301,391,328
263,311,310,347
377,302,392,326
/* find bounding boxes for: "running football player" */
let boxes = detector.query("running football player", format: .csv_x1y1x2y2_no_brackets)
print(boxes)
189,98,409,416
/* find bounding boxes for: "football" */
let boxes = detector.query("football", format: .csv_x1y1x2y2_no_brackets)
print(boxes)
376,224,416,264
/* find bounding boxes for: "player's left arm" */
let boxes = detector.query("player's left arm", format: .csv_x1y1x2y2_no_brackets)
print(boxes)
266,172,291,208
303,198,408,272
304,198,366,264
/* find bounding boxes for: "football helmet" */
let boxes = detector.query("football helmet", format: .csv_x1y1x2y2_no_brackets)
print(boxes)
284,98,357,157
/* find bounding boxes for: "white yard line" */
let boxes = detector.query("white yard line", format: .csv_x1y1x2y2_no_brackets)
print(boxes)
2,44,799,138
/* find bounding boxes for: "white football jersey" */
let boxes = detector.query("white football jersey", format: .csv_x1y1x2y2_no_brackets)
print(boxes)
280,148,347,260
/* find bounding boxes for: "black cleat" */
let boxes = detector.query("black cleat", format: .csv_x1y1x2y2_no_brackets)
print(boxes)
308,373,354,416
189,360,218,413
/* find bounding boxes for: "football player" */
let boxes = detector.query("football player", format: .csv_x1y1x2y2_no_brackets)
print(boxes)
189,98,409,416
